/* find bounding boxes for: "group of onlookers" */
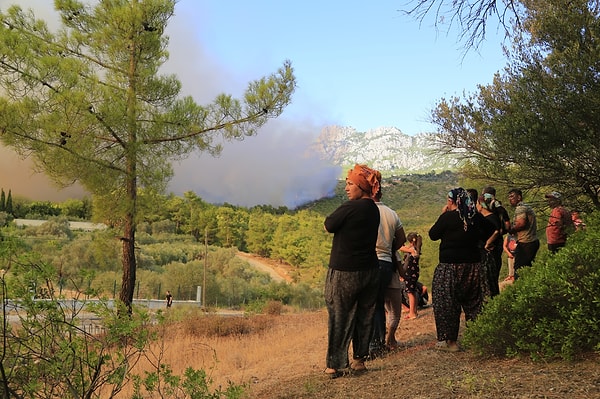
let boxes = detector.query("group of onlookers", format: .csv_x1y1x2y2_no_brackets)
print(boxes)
322,164,427,378
322,164,579,377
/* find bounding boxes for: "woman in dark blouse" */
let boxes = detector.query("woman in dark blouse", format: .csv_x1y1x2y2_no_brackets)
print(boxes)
323,164,380,378
429,187,488,352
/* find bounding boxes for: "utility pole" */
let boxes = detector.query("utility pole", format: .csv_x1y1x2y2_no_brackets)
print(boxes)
203,226,207,310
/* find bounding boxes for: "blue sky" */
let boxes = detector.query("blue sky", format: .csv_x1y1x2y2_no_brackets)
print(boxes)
167,1,510,207
175,0,508,135
1,1,510,207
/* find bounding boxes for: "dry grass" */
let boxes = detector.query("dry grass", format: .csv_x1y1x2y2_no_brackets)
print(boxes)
114,306,600,398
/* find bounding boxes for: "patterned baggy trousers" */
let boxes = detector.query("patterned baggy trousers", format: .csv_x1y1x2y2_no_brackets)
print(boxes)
325,267,379,370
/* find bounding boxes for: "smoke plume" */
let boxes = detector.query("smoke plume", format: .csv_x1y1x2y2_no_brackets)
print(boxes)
0,1,341,208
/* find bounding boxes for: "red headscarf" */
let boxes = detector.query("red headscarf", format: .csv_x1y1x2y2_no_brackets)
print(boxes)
346,164,380,198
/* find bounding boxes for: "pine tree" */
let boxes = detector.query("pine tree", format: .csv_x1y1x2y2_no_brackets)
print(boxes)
0,1,296,309
6,190,13,216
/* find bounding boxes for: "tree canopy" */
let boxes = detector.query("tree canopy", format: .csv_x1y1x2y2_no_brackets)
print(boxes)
0,0,296,308
426,0,600,211
404,0,519,50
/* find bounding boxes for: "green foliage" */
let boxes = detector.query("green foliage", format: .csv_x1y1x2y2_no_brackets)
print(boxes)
0,211,11,227
245,211,276,257
59,197,92,220
5,189,13,215
463,212,600,360
429,1,600,212
132,366,246,399
31,215,74,238
26,201,61,220
0,0,296,307
0,237,246,398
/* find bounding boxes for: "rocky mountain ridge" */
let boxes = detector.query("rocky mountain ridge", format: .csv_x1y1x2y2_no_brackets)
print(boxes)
311,125,459,173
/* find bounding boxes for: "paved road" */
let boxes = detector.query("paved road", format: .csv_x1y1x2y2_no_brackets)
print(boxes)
14,219,106,231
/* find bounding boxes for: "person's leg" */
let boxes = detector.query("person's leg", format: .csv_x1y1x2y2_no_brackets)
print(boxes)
325,269,358,371
432,263,462,342
514,240,540,279
548,242,565,253
505,256,515,280
352,268,379,367
490,246,503,295
384,287,402,349
370,261,392,355
404,259,420,319
485,250,500,297
457,262,485,322
407,291,418,319
420,285,429,306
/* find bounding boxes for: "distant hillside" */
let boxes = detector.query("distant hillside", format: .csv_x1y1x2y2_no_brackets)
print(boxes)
298,171,459,222
310,125,460,174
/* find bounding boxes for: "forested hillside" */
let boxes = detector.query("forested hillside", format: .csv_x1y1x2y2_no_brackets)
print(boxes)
1,171,464,311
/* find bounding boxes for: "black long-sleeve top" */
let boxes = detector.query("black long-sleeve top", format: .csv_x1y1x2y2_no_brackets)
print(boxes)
324,198,380,271
428,210,488,264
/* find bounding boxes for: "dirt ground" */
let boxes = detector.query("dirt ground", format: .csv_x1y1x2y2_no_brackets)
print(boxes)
226,253,600,399
243,307,600,399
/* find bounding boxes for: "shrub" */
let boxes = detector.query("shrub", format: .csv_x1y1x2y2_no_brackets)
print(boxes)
182,312,273,338
463,212,600,360
263,300,284,315
0,238,246,399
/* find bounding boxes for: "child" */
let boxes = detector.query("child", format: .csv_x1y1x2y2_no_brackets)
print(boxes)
399,232,422,319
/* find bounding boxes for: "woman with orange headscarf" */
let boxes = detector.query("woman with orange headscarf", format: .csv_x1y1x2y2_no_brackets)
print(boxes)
323,164,380,378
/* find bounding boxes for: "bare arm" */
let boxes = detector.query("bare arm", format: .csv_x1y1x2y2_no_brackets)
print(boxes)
393,227,406,253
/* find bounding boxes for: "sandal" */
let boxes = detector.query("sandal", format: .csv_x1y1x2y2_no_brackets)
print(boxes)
324,368,344,379
350,360,367,375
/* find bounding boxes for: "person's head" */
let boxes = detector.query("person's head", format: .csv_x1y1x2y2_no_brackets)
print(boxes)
477,194,493,212
545,191,562,207
507,188,523,207
406,232,419,244
467,188,478,203
448,187,477,229
482,186,496,197
345,164,380,201
373,169,383,201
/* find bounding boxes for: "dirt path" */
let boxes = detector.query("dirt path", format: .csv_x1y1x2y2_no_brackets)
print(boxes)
236,252,294,283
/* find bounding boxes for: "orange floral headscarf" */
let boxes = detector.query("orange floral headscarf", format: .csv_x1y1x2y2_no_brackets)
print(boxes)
346,164,380,198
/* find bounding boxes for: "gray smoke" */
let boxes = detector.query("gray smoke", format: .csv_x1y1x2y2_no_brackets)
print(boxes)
0,1,341,208
169,119,341,208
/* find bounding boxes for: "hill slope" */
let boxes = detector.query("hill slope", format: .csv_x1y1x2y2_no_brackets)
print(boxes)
154,309,600,399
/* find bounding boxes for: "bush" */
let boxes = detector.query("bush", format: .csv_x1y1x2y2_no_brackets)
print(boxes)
0,239,246,399
463,212,600,360
182,312,273,337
